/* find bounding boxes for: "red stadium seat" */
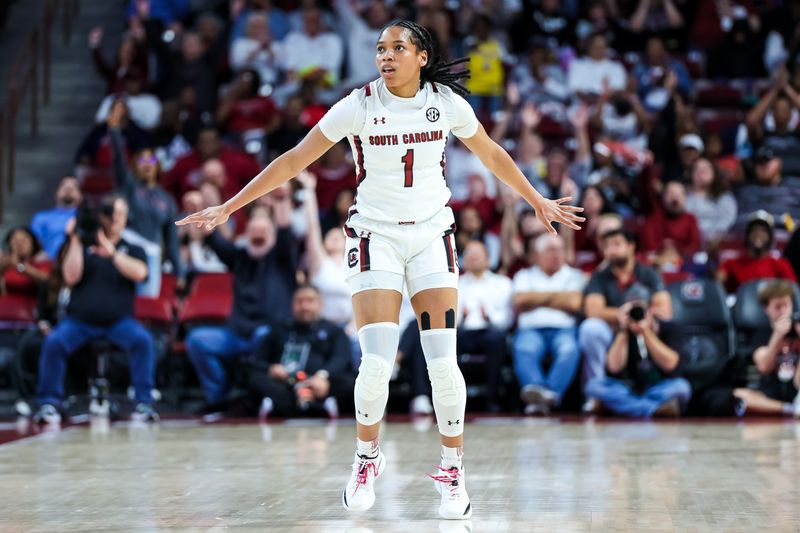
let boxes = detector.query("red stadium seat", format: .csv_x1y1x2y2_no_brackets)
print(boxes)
80,169,114,196
134,296,174,326
697,108,744,134
189,272,233,297
178,293,232,323
662,271,693,285
537,116,569,139
694,81,743,107
0,295,37,326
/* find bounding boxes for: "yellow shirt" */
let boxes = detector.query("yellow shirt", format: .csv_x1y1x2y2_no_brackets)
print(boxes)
466,40,505,96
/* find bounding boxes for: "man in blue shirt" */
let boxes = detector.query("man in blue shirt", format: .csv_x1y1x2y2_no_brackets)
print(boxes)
30,176,81,260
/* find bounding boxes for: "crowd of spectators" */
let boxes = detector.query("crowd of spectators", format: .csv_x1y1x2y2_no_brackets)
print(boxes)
3,0,800,422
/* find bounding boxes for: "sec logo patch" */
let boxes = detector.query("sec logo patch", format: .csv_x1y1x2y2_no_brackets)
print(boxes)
426,107,440,122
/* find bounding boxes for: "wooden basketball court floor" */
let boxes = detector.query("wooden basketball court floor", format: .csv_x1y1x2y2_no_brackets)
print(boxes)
1,416,800,532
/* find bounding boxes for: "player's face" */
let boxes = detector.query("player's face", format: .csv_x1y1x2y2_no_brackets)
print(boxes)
376,27,428,91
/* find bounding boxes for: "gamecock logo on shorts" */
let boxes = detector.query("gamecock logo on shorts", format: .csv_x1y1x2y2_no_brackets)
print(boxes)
426,107,440,122
348,247,359,268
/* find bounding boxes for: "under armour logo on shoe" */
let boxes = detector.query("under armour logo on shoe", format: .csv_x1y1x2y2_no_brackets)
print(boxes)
447,419,460,426
373,117,386,125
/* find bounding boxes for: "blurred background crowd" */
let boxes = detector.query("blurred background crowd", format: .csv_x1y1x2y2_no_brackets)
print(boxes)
3,0,800,423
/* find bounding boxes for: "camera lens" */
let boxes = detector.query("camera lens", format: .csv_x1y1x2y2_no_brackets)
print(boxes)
628,305,646,322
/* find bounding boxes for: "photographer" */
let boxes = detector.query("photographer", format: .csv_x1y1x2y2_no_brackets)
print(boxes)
584,297,692,417
579,229,672,413
32,195,158,424
730,280,800,417
246,285,354,419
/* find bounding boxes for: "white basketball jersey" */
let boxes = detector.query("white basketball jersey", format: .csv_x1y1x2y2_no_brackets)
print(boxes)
347,80,452,224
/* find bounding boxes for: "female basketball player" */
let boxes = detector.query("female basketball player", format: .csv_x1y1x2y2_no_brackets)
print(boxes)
177,20,583,520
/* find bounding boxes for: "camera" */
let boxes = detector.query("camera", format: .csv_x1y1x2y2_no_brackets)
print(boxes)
628,303,646,322
74,201,114,246
787,311,800,340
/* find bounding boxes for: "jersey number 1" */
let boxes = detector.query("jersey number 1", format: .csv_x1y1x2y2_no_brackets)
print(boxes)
401,149,414,187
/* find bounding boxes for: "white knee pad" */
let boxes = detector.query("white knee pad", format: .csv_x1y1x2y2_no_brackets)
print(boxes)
354,322,399,426
420,329,466,437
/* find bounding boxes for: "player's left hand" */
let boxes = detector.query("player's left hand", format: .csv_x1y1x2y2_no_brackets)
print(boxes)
533,196,585,234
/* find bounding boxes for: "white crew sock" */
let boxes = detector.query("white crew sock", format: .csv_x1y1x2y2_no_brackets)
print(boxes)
357,437,379,458
441,445,463,469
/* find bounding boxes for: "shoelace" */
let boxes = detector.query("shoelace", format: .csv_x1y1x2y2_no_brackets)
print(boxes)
427,465,462,496
352,458,379,495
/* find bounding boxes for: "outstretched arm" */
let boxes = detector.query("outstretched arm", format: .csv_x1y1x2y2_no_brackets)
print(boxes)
297,171,326,277
459,124,584,234
176,126,335,229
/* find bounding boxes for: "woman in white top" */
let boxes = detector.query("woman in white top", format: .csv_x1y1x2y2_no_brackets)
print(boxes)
177,19,583,521
296,171,354,332
685,157,738,245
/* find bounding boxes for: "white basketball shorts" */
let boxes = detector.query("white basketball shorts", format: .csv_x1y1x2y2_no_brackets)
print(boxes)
343,206,459,297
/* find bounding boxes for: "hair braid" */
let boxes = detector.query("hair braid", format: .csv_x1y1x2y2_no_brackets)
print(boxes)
383,19,471,97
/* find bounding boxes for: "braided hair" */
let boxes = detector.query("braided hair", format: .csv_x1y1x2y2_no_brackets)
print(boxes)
382,19,470,97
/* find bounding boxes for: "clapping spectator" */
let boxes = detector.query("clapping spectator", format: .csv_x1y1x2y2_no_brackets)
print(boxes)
568,32,627,99
108,109,184,296
458,241,513,413
33,196,158,424
0,227,50,297
512,234,584,415
627,0,685,42
30,176,82,260
333,0,390,88
639,181,701,263
88,26,148,95
590,79,650,154
710,3,764,79
746,68,800,177
185,193,297,416
229,12,282,88
95,68,163,130
632,36,692,112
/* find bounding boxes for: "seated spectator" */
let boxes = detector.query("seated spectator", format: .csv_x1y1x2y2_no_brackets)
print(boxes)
508,0,575,54
584,297,692,417
685,158,737,246
454,206,501,271
458,241,513,413
579,229,672,413
75,99,150,168
724,280,800,417
178,191,226,275
144,25,217,115
0,227,50,297
216,69,280,143
33,195,158,424
512,234,584,415
626,0,685,44
307,141,355,213
109,110,184,296
281,7,344,89
320,188,355,236
164,127,260,202
710,5,765,79
297,172,353,334
229,12,282,88
632,36,692,112
639,180,701,264
185,196,297,416
247,285,354,419
567,186,614,262
30,176,82,260
736,146,800,229
509,41,569,120
567,32,627,98
464,14,508,117
267,95,312,161
591,84,649,156
88,26,148,95
95,68,162,130
717,210,796,293
332,0,389,88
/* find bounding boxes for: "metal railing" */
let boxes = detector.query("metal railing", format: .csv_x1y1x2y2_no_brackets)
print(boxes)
0,0,79,222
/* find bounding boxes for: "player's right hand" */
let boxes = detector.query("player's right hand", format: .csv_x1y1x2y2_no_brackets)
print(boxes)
175,204,230,231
